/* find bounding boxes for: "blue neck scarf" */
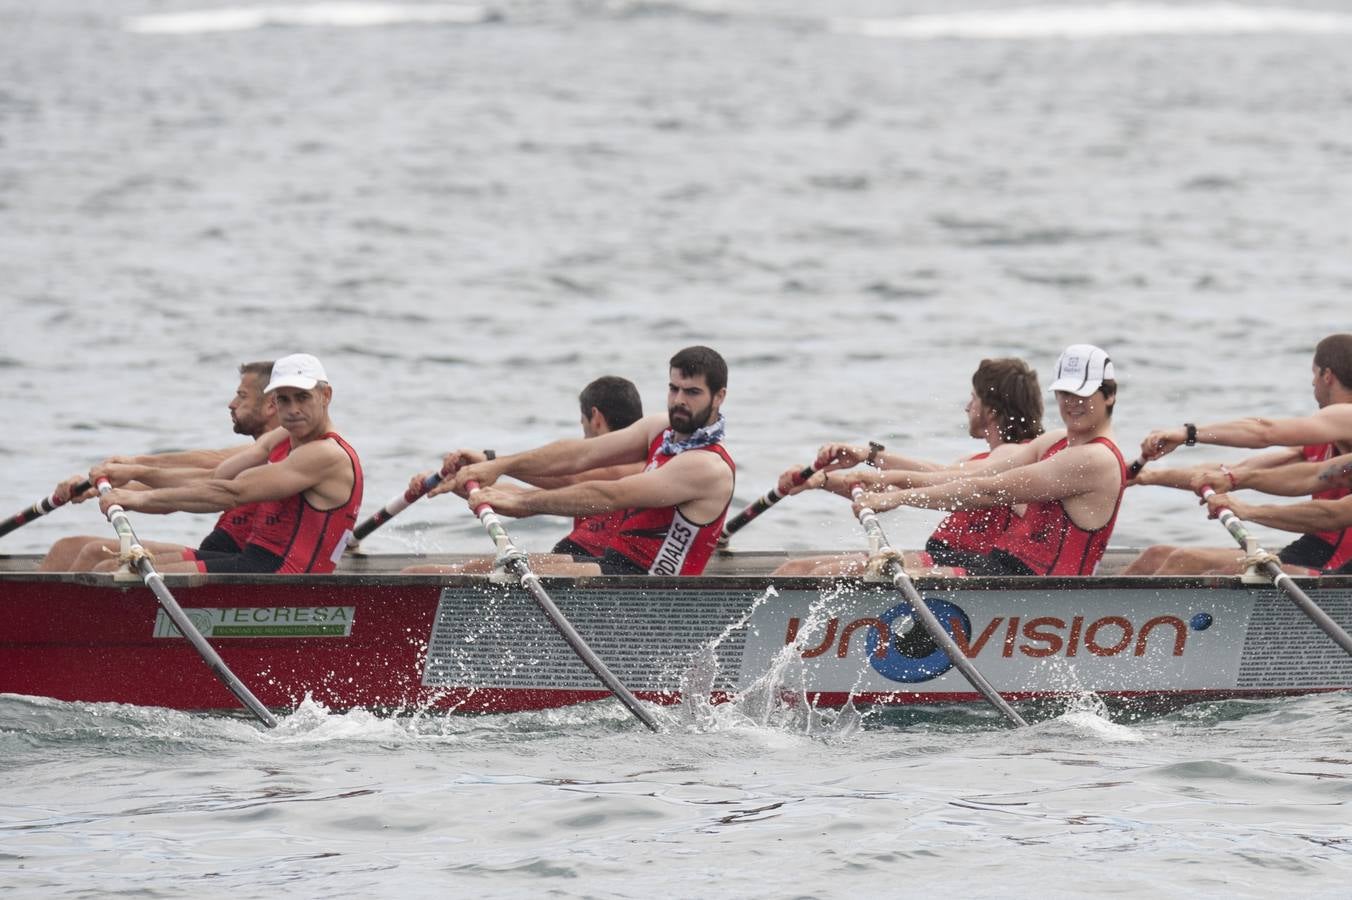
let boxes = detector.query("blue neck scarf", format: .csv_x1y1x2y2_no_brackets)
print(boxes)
660,413,726,456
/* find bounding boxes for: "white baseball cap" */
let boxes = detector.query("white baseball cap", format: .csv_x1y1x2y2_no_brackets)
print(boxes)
265,353,329,393
1049,345,1114,397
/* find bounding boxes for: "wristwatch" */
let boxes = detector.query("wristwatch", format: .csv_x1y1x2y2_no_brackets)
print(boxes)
866,441,885,467
1184,424,1197,447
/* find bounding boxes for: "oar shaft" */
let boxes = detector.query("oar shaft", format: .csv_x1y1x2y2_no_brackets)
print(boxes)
719,463,817,545
0,479,92,539
1200,486,1352,659
95,479,278,728
850,485,1027,727
353,465,453,541
464,481,660,732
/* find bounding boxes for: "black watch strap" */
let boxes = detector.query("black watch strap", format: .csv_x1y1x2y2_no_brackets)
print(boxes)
1184,424,1197,447
483,449,497,460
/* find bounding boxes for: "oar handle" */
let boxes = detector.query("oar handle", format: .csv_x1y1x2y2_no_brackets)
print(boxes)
0,478,93,539
352,462,456,542
461,479,660,732
719,462,819,544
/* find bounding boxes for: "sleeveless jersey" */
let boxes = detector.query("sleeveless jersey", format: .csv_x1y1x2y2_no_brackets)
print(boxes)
1304,443,1352,570
604,434,735,576
929,450,1012,554
991,436,1126,576
247,432,364,574
563,511,624,557
210,502,259,550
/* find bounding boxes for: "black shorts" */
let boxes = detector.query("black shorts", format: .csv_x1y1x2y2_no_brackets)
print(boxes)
925,537,974,568
930,547,1036,576
596,549,648,576
551,537,602,562
194,544,285,575
1278,534,1335,569
197,528,243,555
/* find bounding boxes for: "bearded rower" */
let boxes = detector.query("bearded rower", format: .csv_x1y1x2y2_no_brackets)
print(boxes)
422,346,736,577
94,354,363,575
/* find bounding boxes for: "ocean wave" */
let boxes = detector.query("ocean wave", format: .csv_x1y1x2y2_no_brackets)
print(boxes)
124,2,495,35
831,3,1352,40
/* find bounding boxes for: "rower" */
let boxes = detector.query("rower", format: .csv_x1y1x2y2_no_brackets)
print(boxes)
402,375,645,575
1203,452,1352,576
93,353,363,575
1124,333,1352,575
791,344,1127,576
37,361,278,572
421,346,736,576
773,357,1045,576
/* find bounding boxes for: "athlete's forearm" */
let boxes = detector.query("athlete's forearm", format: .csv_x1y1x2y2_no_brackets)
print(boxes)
1235,460,1327,497
127,479,245,515
513,482,619,518
122,448,235,468
1238,499,1352,534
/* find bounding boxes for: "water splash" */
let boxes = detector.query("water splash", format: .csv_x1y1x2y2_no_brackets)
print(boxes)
670,584,865,737
1053,692,1145,743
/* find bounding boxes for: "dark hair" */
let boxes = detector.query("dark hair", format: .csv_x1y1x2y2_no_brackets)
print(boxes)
972,358,1044,442
669,346,728,395
239,361,274,383
579,376,643,430
1099,379,1118,417
1314,334,1352,389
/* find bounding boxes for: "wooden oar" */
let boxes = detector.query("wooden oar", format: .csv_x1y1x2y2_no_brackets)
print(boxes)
95,478,278,728
0,479,92,539
351,463,454,544
1201,485,1352,659
719,442,885,546
849,483,1028,727
464,480,660,732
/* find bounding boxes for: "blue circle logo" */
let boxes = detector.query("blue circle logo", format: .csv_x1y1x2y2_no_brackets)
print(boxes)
1190,612,1214,631
865,599,972,683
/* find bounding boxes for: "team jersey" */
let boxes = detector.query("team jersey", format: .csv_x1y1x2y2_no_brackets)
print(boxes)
928,450,1013,554
562,511,625,557
1303,443,1352,570
209,502,259,550
604,434,735,576
990,436,1126,576
246,432,363,574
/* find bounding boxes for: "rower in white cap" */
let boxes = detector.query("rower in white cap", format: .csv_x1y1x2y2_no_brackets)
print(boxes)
92,353,364,575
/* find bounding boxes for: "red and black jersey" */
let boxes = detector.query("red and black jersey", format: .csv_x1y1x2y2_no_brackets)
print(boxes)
991,436,1126,576
604,434,735,576
1304,443,1352,570
246,433,363,574
929,450,1013,554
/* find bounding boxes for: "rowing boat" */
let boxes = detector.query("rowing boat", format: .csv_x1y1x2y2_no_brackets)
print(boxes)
4,550,1350,717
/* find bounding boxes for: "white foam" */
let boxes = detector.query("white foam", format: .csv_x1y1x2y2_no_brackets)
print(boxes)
125,2,492,35
831,3,1352,40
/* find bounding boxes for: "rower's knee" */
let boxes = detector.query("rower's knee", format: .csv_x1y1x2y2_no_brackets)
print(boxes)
1121,545,1174,575
38,536,98,572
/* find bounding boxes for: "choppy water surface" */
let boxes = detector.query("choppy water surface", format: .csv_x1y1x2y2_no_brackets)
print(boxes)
3,0,1351,894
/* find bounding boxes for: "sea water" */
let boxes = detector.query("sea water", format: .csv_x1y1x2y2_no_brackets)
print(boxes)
2,0,1350,894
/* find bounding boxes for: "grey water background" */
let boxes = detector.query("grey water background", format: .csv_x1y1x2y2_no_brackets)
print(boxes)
2,0,1352,895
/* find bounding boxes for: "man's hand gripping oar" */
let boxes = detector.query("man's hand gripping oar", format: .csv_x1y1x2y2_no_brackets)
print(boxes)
0,478,93,540
719,442,886,547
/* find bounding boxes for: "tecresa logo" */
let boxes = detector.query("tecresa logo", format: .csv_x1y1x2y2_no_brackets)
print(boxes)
784,599,1209,684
